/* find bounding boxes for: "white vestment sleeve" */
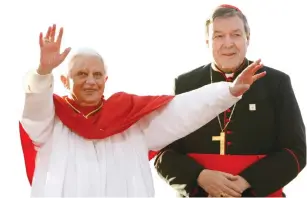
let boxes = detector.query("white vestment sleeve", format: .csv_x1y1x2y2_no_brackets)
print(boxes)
140,82,241,151
20,70,55,145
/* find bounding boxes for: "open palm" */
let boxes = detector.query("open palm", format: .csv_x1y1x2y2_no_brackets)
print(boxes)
230,59,266,97
38,24,71,74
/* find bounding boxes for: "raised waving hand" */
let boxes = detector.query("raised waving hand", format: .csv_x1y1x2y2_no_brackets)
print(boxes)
37,24,71,75
230,59,266,97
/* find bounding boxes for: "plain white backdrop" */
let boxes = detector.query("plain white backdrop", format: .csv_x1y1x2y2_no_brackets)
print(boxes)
0,0,306,197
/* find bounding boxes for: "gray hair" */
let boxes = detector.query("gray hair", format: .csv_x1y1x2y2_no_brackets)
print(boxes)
205,5,250,39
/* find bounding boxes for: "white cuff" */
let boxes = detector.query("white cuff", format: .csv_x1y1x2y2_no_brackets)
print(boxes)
24,70,54,93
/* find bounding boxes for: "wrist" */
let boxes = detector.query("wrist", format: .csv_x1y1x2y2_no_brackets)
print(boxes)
229,85,238,97
37,66,52,75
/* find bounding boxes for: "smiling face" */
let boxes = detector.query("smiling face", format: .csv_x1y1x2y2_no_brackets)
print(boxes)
207,15,249,73
61,53,108,106
206,6,250,73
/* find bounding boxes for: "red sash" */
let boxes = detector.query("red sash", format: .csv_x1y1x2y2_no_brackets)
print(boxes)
188,153,283,197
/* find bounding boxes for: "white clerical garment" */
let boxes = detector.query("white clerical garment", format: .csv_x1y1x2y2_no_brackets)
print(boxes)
20,70,241,197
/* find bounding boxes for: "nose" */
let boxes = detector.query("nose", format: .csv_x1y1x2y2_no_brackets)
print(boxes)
85,76,96,84
223,35,234,48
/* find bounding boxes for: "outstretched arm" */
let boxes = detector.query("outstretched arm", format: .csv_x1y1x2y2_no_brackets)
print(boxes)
153,76,208,197
141,59,265,151
140,81,240,151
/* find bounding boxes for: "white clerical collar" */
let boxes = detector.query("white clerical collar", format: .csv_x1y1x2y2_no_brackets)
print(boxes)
210,63,234,77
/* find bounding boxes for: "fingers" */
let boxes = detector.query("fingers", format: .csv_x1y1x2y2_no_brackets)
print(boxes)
56,27,64,45
221,172,238,181
220,173,242,197
227,175,240,181
253,58,261,65
223,182,242,197
224,181,242,193
50,24,56,42
210,185,240,197
40,25,54,46
45,26,52,39
41,24,61,41
40,24,64,47
59,47,72,62
221,188,241,197
252,71,266,82
251,64,264,75
241,59,262,75
210,189,224,197
39,32,44,47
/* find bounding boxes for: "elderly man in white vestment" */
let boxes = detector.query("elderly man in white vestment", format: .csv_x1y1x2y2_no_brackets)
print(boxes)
19,24,266,197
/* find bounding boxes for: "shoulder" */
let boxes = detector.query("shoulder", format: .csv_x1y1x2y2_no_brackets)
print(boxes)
261,65,292,89
262,66,289,80
176,64,210,83
107,92,173,101
251,65,295,99
106,92,135,101
245,59,290,86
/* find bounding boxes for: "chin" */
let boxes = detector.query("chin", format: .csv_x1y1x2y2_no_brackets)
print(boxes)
221,60,241,70
81,96,100,105
219,63,234,70
86,98,100,103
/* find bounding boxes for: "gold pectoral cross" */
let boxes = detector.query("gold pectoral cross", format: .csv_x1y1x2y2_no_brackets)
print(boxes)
212,131,225,155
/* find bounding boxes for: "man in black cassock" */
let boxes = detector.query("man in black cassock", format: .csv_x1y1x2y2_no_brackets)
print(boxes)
153,4,306,197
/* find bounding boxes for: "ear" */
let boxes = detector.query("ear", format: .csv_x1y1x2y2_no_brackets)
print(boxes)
246,33,250,46
205,39,210,48
60,75,70,89
105,76,108,82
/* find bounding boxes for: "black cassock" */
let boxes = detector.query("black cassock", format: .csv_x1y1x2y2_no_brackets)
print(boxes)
154,59,306,197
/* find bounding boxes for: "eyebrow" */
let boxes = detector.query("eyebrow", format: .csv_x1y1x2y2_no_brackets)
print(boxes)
213,29,242,34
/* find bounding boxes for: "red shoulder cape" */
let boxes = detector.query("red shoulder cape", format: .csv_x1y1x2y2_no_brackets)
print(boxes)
19,92,174,185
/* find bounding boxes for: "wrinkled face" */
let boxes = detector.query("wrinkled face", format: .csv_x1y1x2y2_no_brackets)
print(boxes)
61,55,108,106
207,15,249,72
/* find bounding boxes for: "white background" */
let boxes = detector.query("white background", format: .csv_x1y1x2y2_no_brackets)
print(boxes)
0,0,306,197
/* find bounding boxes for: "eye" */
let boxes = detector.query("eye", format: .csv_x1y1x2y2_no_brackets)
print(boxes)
94,72,103,78
214,35,223,39
231,33,242,37
77,71,87,76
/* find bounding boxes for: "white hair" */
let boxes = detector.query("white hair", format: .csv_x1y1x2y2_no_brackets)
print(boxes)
61,47,108,76
70,48,102,58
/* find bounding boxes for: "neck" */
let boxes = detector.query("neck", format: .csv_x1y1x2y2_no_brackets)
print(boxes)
79,101,100,107
64,95,104,118
213,59,246,74
68,95,101,107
